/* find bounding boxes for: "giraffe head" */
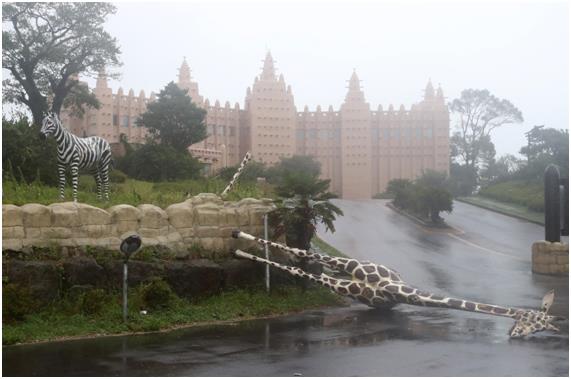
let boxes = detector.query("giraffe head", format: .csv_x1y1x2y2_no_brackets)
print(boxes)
40,112,60,138
509,290,565,338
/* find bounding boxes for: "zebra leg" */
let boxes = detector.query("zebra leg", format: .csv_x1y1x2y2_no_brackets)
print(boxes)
57,163,66,200
70,161,79,202
101,164,110,201
93,171,102,199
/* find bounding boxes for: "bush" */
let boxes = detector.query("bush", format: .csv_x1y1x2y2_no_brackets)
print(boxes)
139,278,175,311
118,143,203,182
79,289,108,315
2,117,59,186
109,169,128,183
2,283,37,322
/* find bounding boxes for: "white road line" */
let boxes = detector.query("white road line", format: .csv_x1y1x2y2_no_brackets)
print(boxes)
447,233,528,262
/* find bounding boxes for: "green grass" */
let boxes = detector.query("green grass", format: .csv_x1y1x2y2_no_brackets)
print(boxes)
457,196,544,225
311,235,348,258
3,286,344,345
478,179,544,212
2,177,271,208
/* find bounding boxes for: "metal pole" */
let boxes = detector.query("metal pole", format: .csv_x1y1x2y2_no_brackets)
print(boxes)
264,214,270,293
123,260,128,323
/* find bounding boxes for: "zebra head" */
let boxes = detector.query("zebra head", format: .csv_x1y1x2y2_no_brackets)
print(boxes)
40,112,60,139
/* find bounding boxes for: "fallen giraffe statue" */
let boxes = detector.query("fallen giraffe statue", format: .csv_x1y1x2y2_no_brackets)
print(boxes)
231,230,564,338
220,151,252,198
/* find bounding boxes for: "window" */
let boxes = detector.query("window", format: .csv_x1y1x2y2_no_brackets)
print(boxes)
113,115,119,126
296,129,304,140
122,115,129,127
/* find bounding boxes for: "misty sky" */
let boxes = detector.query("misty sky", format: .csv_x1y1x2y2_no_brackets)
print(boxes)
94,1,568,157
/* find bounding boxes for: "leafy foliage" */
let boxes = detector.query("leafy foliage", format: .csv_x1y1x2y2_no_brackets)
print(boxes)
2,3,121,125
117,143,203,182
136,82,207,152
138,278,175,311
2,117,59,186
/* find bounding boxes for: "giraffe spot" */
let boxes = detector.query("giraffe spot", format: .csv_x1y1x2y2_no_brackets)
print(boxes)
375,289,384,296
535,323,542,329
384,285,399,293
464,302,476,311
329,279,338,285
390,272,400,281
401,286,414,294
323,256,331,261
448,299,463,308
416,290,430,297
407,295,420,304
346,261,358,272
493,307,508,314
337,258,348,264
431,295,444,301
363,265,376,273
395,293,408,303
354,269,366,281
366,274,381,283
477,304,492,312
362,287,374,299
379,281,390,287
340,281,352,286
337,287,348,295
372,297,386,306
348,283,361,295
377,267,389,277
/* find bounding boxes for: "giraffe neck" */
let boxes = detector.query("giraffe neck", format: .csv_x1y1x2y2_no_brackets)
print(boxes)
410,289,523,319
221,151,251,197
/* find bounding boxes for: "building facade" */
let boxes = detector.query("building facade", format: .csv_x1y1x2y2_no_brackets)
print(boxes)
62,53,450,199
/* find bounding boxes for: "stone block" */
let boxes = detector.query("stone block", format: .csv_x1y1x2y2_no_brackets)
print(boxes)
195,226,221,238
3,205,23,227
3,226,25,239
49,203,79,227
78,203,111,225
249,206,270,225
2,239,22,251
108,204,141,222
139,227,169,239
194,205,220,226
177,227,195,239
25,227,42,239
41,227,72,239
21,203,51,227
81,224,113,238
116,220,139,235
138,204,168,229
556,254,569,265
200,237,225,252
236,207,251,226
190,193,223,205
141,237,159,246
220,208,239,226
95,237,121,249
165,202,194,228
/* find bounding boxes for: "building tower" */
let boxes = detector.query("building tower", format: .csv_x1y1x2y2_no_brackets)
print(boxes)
245,51,297,165
340,70,372,199
177,57,203,105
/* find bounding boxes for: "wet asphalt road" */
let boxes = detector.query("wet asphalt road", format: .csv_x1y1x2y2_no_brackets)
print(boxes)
3,200,569,376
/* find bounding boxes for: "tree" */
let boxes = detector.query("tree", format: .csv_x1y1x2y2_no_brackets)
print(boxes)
2,117,59,185
520,127,569,177
266,155,322,184
136,82,207,152
2,3,121,125
450,89,523,171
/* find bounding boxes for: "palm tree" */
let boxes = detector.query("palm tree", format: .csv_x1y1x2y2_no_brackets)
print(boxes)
269,171,343,251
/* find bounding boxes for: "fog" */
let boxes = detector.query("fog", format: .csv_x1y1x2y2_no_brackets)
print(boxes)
91,1,569,156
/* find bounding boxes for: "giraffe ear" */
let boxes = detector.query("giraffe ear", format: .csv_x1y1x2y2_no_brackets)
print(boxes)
541,289,555,313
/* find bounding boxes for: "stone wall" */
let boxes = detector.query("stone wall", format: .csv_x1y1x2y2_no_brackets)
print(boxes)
2,193,274,254
531,240,569,276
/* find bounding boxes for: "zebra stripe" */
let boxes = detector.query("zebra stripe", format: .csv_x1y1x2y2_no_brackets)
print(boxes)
41,113,112,202
221,151,252,198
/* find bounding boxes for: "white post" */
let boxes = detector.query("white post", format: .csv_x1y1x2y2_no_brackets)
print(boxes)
123,262,128,323
264,214,270,293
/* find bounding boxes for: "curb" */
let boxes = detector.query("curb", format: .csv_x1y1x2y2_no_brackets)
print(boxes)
455,197,544,226
385,202,452,230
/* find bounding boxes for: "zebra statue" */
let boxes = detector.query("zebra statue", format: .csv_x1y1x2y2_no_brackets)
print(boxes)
40,112,113,202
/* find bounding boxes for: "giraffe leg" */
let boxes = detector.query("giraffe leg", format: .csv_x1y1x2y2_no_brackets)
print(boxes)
70,161,79,202
57,163,66,200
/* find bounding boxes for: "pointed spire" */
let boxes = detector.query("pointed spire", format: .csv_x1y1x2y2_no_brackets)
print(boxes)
436,83,444,100
344,69,366,104
96,70,108,89
261,51,276,80
178,57,191,86
349,69,361,91
424,79,435,100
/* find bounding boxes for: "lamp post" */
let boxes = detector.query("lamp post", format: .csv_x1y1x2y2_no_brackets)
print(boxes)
119,234,142,323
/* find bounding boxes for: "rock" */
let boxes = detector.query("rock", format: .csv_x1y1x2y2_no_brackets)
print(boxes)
62,257,104,287
21,203,51,227
108,204,141,222
221,259,264,289
49,203,79,227
189,193,223,205
165,260,224,299
165,202,194,228
138,204,169,229
3,204,23,227
78,203,111,225
194,204,220,226
3,226,25,239
6,260,61,304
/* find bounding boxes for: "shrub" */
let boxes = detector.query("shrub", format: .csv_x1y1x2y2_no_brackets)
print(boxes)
79,289,108,315
109,169,128,183
2,283,36,322
139,278,175,311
